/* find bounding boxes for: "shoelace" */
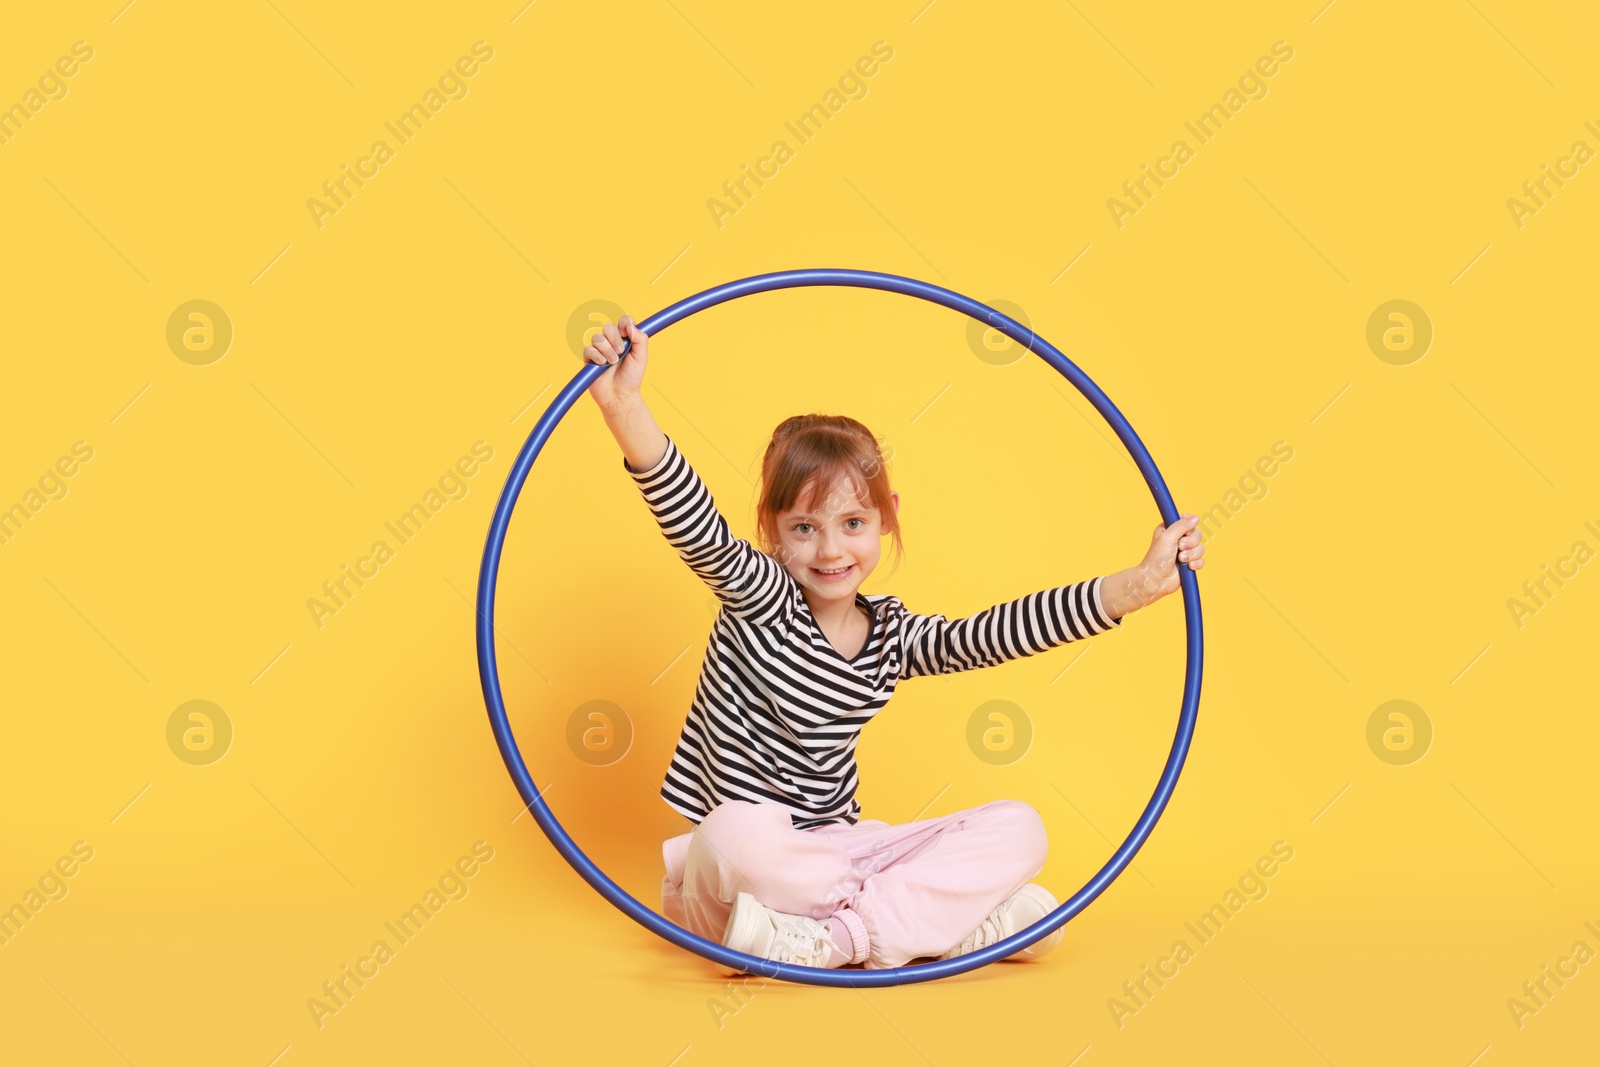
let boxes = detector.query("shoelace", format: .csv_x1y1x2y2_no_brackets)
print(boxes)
952,906,1010,957
769,912,846,967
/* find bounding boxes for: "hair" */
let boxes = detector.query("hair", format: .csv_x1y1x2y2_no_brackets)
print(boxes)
753,414,904,576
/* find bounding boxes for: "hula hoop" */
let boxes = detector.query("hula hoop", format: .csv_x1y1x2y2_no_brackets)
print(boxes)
476,268,1204,987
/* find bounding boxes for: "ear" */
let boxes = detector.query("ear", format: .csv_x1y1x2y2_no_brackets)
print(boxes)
890,491,899,515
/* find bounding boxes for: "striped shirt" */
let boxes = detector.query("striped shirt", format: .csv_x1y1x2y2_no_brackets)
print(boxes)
625,434,1123,830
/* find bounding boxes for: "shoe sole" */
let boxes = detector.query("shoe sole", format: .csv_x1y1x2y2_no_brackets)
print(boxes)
716,892,762,976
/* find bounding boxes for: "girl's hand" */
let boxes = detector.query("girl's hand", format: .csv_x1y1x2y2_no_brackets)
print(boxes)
582,315,649,416
1136,514,1205,605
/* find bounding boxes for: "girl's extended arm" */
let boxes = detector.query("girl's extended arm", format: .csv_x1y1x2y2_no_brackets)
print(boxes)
897,515,1206,677
898,578,1121,679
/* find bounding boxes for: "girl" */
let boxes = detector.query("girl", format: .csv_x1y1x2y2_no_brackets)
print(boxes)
582,315,1204,972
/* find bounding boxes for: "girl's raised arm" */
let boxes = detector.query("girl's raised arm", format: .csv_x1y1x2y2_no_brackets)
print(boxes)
622,433,793,624
584,315,667,471
583,316,792,624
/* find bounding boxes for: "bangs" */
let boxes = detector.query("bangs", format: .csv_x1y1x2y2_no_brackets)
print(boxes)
793,460,874,518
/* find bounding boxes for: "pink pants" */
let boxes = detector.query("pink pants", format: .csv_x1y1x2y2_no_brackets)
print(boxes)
660,798,1049,969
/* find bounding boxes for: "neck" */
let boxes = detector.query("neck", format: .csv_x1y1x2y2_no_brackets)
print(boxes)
804,588,860,627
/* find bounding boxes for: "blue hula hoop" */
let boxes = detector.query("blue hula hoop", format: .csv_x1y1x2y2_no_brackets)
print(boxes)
476,268,1203,987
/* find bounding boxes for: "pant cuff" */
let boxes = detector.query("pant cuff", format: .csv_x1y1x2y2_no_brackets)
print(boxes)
834,907,870,965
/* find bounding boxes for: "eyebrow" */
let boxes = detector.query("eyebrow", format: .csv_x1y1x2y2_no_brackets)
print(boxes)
788,509,870,520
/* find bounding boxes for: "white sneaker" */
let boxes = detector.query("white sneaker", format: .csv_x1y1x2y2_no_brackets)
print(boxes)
717,892,846,975
937,883,1065,962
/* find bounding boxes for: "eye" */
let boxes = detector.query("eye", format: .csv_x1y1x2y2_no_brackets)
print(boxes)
792,523,812,535
846,518,865,530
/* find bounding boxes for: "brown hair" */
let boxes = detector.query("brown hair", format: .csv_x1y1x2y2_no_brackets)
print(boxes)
753,414,903,576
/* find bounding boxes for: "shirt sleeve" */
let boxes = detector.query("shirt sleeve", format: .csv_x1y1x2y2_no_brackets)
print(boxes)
624,434,793,626
897,576,1122,679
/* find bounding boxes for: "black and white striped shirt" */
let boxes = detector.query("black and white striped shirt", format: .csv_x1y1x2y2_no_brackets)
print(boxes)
625,434,1123,830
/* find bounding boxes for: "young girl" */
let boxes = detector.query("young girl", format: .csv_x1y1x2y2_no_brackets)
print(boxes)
582,315,1204,973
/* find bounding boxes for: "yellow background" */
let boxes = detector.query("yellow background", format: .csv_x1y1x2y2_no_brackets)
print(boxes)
2,1,1596,1063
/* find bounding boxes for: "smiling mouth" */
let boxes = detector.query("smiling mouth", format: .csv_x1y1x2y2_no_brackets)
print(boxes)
811,565,854,580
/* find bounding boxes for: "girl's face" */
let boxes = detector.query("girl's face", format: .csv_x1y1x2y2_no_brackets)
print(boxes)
772,473,899,605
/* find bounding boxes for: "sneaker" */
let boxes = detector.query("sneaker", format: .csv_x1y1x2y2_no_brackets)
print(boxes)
937,883,1064,962
717,892,846,975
